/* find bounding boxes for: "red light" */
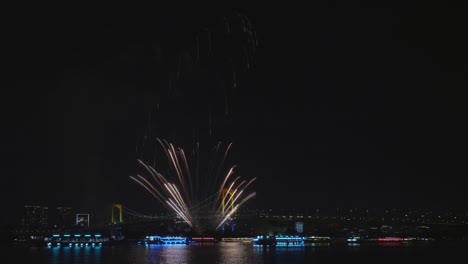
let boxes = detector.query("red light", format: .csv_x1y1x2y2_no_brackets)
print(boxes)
378,237,401,242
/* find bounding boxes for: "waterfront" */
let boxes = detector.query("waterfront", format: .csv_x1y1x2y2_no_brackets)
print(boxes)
3,241,467,264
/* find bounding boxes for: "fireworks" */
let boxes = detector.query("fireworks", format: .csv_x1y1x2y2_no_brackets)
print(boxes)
130,138,256,233
130,13,258,233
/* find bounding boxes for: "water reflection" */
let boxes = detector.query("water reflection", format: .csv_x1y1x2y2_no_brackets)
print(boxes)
217,243,262,264
147,244,191,263
12,241,461,264
49,246,102,264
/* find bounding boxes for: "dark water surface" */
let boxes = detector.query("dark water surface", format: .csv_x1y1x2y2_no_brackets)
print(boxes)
3,242,467,264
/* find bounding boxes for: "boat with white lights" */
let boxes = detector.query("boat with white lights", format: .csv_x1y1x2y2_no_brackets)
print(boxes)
253,235,305,246
221,237,253,243
345,236,435,244
347,236,364,243
304,236,331,243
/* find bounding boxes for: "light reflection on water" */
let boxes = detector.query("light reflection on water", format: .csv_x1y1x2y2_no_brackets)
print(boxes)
5,242,466,264
50,245,102,264
23,244,266,264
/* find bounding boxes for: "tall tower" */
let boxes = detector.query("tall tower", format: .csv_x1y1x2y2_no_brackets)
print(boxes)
56,207,73,230
111,204,123,224
221,189,235,214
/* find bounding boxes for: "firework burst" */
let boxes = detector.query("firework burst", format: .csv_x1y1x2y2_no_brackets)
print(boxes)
130,138,256,233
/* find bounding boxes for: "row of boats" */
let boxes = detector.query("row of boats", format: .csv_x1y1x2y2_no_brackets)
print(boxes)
36,233,436,247
252,235,435,246
137,235,435,246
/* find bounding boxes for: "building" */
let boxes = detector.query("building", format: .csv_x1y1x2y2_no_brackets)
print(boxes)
20,205,48,231
56,207,73,230
76,214,90,228
295,222,304,233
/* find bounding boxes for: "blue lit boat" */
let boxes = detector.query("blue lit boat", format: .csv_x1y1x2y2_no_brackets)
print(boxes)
253,235,276,245
274,235,305,246
45,233,108,247
141,235,189,245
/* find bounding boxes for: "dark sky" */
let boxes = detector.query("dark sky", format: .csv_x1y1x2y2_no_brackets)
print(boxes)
3,4,467,225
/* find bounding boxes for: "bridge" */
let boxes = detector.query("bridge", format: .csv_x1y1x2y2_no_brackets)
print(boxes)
110,189,246,226
110,204,180,225
107,201,257,237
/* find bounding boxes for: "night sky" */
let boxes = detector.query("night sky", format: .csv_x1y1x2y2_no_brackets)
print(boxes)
3,4,467,225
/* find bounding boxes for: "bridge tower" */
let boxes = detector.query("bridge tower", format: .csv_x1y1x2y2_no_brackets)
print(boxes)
111,204,123,224
221,188,235,214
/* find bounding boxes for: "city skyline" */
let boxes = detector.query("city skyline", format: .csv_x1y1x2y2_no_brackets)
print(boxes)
3,4,467,228
9,203,468,231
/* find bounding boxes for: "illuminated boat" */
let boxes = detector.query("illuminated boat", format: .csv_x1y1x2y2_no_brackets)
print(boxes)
45,233,107,247
253,235,276,245
253,235,305,246
142,235,188,245
377,237,402,243
190,237,217,243
304,236,331,243
221,237,253,243
344,236,435,244
346,236,363,243
274,235,304,246
402,237,435,243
